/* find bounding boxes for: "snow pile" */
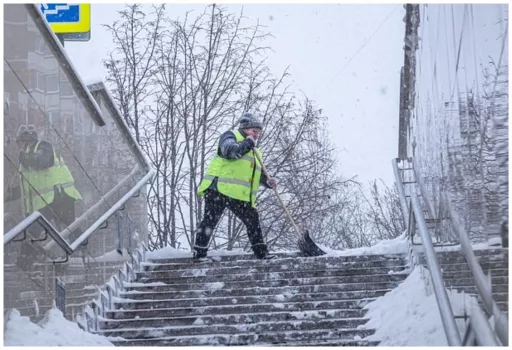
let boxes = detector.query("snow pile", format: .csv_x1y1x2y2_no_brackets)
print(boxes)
82,76,104,87
4,308,114,346
320,232,409,257
123,281,168,287
147,233,410,260
208,282,225,290
363,266,477,346
182,268,209,277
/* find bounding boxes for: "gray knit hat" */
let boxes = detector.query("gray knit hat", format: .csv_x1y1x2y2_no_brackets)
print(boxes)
239,112,263,130
16,124,38,142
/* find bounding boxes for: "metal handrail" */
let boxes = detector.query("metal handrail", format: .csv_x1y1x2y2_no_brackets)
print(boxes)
443,193,508,346
393,158,506,346
4,211,72,255
411,158,436,220
393,158,461,345
43,167,143,251
70,169,154,250
4,170,155,253
409,189,462,345
392,159,410,225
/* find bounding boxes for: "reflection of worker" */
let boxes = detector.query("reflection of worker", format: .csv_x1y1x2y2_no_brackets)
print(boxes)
4,125,82,229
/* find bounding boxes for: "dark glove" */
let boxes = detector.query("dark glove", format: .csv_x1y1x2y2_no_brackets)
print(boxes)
19,151,32,168
245,136,256,148
267,177,277,189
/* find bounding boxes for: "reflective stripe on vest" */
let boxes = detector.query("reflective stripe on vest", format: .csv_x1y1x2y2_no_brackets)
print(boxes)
203,174,252,188
197,130,263,207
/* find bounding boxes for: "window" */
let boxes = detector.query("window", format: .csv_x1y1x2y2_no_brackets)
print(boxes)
30,71,45,92
45,74,59,93
60,81,74,98
35,38,45,55
47,111,61,126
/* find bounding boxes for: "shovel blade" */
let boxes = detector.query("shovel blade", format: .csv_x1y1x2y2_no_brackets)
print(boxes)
298,230,326,257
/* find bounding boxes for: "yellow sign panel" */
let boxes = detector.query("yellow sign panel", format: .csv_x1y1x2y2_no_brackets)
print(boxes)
40,4,90,34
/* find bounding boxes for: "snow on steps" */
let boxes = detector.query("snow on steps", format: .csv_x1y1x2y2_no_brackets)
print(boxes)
96,251,410,346
418,247,509,313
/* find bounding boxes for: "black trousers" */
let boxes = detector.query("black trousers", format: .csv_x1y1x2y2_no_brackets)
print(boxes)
39,188,77,230
194,189,268,258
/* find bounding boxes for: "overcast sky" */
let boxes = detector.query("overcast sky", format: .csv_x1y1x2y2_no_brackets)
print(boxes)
66,3,405,188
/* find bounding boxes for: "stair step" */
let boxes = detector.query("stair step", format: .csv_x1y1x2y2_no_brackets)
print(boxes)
444,284,508,295
107,296,373,317
444,276,508,287
419,252,508,263
111,336,380,346
109,327,376,346
420,248,507,258
122,281,396,299
272,339,381,346
142,259,409,275
109,300,370,318
100,319,375,339
122,281,401,301
469,292,509,303
432,261,509,272
146,256,408,272
137,265,409,283
119,287,380,304
135,273,408,289
441,268,509,279
148,252,407,265
100,310,369,329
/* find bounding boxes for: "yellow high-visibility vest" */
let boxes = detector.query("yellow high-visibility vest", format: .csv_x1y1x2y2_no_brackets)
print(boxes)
197,130,263,207
20,141,82,213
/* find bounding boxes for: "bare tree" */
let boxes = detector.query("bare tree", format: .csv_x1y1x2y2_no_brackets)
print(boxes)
104,4,405,252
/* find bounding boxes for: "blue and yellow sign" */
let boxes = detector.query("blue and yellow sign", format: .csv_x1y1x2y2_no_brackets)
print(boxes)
39,4,91,41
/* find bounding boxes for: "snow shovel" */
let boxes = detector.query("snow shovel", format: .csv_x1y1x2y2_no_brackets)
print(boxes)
253,148,326,257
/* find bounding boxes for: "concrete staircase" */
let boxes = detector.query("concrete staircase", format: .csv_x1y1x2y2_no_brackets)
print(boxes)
419,248,509,313
3,260,128,321
97,252,410,346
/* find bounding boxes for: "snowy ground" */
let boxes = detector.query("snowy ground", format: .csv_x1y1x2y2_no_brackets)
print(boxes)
362,265,477,346
4,235,492,346
146,232,411,260
146,232,501,260
3,308,114,346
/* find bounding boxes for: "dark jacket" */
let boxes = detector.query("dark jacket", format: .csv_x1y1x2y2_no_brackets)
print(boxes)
5,140,55,202
208,129,271,191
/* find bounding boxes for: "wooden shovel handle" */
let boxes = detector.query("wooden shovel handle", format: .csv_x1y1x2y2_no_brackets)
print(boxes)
253,148,302,239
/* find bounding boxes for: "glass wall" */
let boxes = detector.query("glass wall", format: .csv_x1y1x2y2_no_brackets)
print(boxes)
400,5,508,243
4,4,149,322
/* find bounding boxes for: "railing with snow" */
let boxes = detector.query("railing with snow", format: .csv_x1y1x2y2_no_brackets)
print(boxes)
393,158,506,346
